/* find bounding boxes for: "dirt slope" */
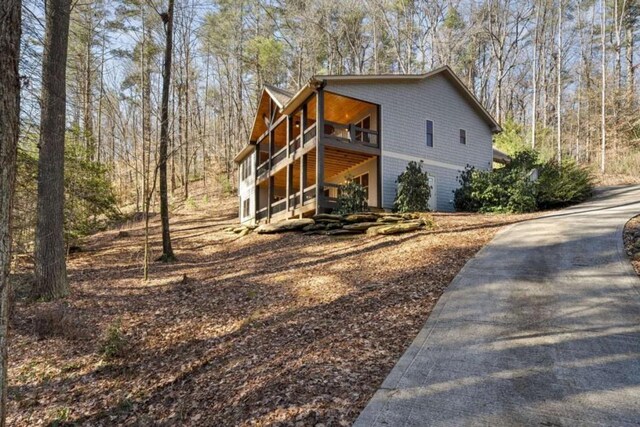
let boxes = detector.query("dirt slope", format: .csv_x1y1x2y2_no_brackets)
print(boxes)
8,193,540,426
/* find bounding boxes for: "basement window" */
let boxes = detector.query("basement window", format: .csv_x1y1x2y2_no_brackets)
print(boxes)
242,198,250,218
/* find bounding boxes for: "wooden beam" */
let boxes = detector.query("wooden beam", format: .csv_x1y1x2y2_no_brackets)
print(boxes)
286,163,293,212
315,89,325,213
322,137,381,156
267,176,273,222
300,154,307,207
377,103,382,208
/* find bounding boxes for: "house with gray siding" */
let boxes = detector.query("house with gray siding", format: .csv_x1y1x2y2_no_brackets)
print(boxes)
234,65,502,224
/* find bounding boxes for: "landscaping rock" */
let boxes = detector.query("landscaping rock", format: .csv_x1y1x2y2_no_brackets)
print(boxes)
326,229,362,236
325,222,343,230
343,222,380,231
377,215,403,223
344,213,379,223
366,221,423,236
256,218,315,234
313,213,343,222
303,223,326,232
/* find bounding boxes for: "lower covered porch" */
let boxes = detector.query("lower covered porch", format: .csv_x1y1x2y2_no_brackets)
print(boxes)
255,146,379,222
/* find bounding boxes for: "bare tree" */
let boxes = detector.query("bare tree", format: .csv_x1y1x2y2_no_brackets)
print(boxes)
158,0,176,262
601,0,607,173
34,0,72,300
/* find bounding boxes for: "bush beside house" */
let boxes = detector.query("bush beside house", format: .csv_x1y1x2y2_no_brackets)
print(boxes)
454,150,594,213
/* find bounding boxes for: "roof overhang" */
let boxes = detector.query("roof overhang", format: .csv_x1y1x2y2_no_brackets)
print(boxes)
316,65,502,134
233,144,255,164
493,147,511,164
235,66,503,163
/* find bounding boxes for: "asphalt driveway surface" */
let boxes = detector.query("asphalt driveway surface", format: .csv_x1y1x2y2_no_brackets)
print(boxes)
355,186,640,426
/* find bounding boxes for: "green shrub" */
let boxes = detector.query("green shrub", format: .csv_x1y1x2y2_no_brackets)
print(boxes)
454,149,593,213
393,161,432,213
99,318,127,360
536,158,594,209
335,178,368,215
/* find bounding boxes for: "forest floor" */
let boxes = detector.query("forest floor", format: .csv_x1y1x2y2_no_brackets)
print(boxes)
8,189,543,426
624,215,640,277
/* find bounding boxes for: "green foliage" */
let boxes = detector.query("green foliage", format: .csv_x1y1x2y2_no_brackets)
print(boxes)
493,117,527,156
335,178,368,215
393,161,432,213
99,318,127,360
14,138,119,251
454,150,594,213
217,173,234,196
536,159,594,209
444,7,465,30
64,142,120,240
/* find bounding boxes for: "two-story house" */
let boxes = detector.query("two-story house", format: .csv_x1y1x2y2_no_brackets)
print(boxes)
234,65,502,224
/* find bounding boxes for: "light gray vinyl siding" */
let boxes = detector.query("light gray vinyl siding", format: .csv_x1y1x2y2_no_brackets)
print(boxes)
325,75,493,211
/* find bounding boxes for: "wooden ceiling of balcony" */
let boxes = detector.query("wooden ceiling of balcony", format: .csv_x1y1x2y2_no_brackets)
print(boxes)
271,146,375,191
324,92,375,124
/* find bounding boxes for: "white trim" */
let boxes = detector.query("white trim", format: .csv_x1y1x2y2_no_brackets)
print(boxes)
428,175,437,211
382,149,466,172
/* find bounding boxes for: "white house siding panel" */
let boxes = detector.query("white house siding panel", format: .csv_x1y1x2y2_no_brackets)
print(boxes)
325,75,493,211
238,154,255,224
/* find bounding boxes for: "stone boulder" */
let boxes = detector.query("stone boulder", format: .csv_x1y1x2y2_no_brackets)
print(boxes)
256,218,315,234
344,213,379,223
366,221,423,236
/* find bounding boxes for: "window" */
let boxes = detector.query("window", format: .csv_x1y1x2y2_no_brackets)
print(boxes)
355,116,371,143
460,129,466,145
242,198,250,218
240,156,252,180
426,120,433,147
354,173,369,198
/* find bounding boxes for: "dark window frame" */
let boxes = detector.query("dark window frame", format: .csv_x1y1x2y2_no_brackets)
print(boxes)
460,129,466,145
426,120,433,147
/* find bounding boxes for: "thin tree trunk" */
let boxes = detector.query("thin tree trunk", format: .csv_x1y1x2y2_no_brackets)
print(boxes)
601,0,607,174
34,0,72,300
158,0,176,262
531,4,539,148
0,1,21,423
557,0,562,164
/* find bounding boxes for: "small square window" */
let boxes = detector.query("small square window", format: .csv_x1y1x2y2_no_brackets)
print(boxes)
426,120,433,147
460,129,466,145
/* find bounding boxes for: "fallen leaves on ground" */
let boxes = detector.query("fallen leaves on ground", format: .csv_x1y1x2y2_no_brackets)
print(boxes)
8,194,542,426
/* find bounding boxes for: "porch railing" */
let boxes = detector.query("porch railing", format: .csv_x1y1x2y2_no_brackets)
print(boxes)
324,120,379,148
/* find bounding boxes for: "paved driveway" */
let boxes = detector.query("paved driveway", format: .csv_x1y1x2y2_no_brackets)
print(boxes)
355,186,640,426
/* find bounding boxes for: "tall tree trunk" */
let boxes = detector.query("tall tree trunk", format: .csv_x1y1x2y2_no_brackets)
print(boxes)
158,0,176,262
34,0,72,300
601,0,607,174
531,3,539,148
556,0,562,164
0,1,21,423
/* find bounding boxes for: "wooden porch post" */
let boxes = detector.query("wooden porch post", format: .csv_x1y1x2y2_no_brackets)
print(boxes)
377,104,382,208
300,154,307,211
267,175,273,222
254,147,259,220
286,164,293,214
315,89,325,213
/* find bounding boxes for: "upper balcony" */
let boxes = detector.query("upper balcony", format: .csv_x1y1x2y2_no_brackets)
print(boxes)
255,91,379,184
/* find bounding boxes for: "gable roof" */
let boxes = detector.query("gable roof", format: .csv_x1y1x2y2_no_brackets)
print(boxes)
236,66,502,163
264,84,293,108
312,65,502,133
